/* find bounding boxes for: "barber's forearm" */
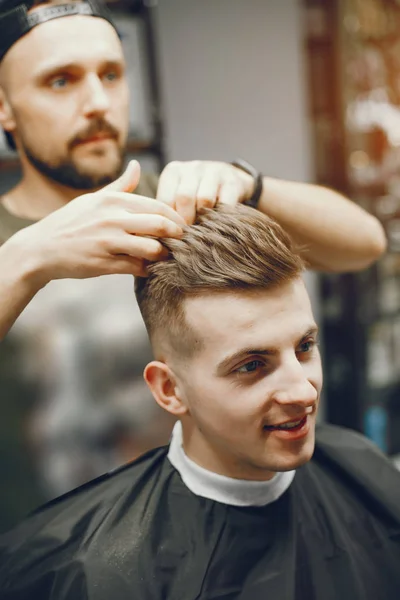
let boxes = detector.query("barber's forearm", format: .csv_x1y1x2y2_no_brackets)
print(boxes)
258,177,387,272
0,232,44,340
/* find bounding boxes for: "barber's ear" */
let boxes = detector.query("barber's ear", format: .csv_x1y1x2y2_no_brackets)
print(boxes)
144,361,188,416
0,88,16,133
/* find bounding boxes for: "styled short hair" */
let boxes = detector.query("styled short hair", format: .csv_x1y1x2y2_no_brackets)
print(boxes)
135,204,305,358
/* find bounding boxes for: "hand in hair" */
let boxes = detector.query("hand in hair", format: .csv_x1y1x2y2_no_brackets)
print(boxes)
7,160,185,284
156,160,254,224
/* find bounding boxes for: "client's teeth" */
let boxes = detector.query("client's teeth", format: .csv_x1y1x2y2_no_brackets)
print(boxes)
263,417,306,431
277,418,303,430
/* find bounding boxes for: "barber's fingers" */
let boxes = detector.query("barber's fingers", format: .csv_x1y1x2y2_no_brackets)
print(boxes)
173,176,201,224
98,192,186,227
90,234,169,278
105,256,148,277
157,161,252,223
218,179,244,207
103,160,141,193
110,234,170,262
196,173,220,211
114,213,184,239
156,162,181,207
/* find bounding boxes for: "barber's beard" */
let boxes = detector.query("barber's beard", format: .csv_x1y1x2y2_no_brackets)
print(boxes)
23,143,125,190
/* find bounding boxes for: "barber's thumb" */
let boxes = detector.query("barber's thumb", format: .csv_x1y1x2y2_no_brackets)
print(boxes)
104,160,141,193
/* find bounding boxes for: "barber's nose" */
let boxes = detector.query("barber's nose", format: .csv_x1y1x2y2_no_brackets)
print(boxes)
82,75,110,116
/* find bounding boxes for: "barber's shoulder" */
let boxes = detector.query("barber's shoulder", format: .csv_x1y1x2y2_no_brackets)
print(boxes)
134,171,159,199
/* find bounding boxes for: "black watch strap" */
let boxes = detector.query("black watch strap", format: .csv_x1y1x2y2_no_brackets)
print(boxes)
231,158,263,209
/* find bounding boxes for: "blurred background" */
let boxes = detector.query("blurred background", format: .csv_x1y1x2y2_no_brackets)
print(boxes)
1,0,400,532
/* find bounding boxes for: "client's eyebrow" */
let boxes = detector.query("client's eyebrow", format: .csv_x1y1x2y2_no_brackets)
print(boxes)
215,325,319,375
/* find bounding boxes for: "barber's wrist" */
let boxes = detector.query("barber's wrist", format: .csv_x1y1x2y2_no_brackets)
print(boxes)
5,228,50,291
231,158,263,209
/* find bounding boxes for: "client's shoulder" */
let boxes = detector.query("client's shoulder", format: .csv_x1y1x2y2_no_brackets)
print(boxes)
0,446,169,580
36,444,168,518
312,423,400,523
315,422,388,454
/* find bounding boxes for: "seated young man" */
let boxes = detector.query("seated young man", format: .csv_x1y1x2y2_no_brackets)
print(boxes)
0,205,399,600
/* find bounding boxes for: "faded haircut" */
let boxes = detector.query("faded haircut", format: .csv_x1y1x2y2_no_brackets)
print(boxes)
135,204,305,358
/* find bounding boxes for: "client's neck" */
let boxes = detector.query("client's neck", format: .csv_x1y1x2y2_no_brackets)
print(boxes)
180,418,276,481
168,421,295,507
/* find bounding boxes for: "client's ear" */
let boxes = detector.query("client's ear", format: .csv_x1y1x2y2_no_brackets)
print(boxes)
144,361,188,416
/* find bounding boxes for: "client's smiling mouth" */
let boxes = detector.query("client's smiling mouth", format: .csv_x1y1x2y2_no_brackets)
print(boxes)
263,416,308,432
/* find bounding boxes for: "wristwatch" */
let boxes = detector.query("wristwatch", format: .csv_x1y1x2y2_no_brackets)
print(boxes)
231,158,263,209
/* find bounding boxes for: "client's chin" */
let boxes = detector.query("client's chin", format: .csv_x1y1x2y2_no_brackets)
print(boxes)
270,436,316,473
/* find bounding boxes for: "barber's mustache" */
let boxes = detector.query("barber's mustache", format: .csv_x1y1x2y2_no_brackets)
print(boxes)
69,120,120,147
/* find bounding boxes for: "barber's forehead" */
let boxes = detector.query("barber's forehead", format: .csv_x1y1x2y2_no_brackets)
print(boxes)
6,13,123,67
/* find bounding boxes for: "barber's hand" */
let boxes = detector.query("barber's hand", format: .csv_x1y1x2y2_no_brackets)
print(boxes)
156,160,254,224
17,160,185,285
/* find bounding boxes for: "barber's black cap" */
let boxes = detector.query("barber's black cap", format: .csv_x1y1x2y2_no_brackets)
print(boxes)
0,0,115,62
0,0,35,11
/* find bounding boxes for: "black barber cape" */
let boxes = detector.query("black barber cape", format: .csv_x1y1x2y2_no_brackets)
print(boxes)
1,424,400,600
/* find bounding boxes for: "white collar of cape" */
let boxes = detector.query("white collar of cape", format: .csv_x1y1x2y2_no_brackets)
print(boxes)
167,420,295,507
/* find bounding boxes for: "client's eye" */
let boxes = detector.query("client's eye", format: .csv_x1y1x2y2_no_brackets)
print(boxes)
297,339,318,355
236,360,263,374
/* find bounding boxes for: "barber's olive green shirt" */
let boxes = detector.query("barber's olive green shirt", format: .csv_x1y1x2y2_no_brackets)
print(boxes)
0,172,159,243
0,171,159,534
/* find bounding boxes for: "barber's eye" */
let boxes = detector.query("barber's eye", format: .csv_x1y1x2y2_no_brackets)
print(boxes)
103,71,119,82
236,360,263,374
49,77,69,89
